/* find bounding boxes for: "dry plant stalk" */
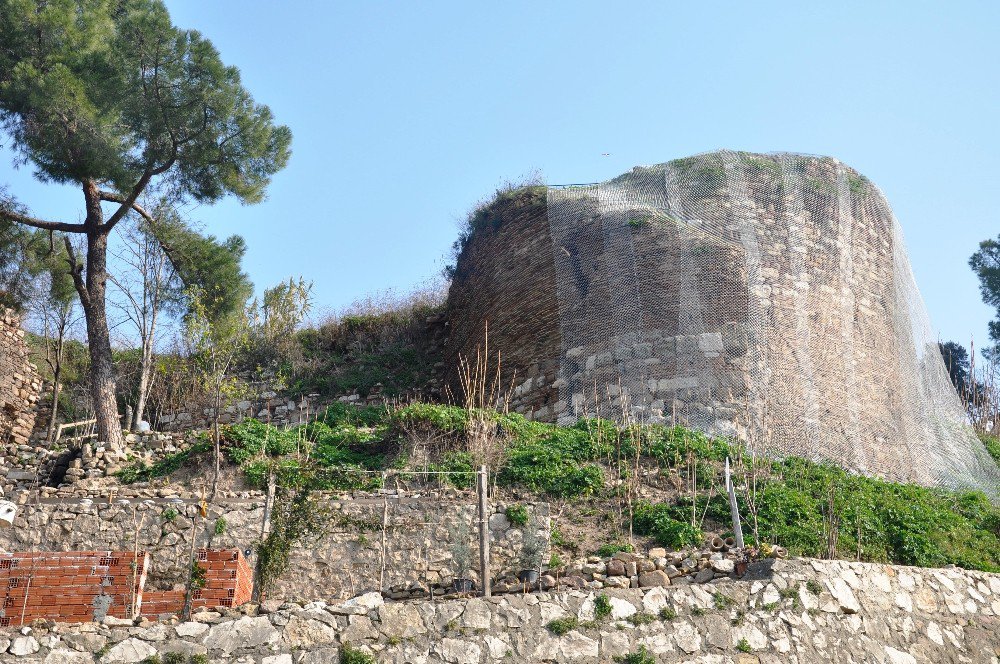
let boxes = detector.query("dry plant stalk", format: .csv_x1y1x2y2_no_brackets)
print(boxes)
732,392,773,547
963,339,1000,435
612,382,643,548
457,322,514,471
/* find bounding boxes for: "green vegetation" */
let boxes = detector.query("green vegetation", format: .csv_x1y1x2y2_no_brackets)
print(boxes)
981,433,1000,464
117,440,213,484
737,638,753,654
594,594,613,620
340,643,376,664
505,504,530,527
451,180,547,264
256,484,328,600
847,172,870,197
115,401,1000,574
190,560,207,589
291,293,443,398
670,156,725,196
632,502,703,549
545,616,580,635
713,593,735,610
626,612,657,626
658,606,677,621
614,646,656,664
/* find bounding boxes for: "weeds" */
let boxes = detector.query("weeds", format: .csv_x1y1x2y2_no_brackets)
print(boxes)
546,616,580,635
594,594,613,620
505,504,530,527
613,646,655,664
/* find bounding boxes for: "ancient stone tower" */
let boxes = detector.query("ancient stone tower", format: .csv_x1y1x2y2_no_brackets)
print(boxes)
445,150,1000,494
0,308,41,449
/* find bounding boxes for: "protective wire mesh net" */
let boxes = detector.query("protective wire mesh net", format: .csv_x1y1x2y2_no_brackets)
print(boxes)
546,150,1000,495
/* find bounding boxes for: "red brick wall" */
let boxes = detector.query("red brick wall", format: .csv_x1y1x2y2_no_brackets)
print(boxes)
0,551,149,626
0,548,252,625
141,549,253,617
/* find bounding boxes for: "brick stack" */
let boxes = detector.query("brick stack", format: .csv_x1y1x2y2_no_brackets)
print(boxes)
0,551,149,627
0,548,252,625
0,308,41,450
141,549,253,617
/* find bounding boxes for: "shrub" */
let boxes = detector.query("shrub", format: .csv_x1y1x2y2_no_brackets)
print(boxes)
594,594,612,620
340,643,376,664
505,504,530,527
659,606,677,620
116,439,213,483
626,612,657,626
546,616,579,635
632,502,703,549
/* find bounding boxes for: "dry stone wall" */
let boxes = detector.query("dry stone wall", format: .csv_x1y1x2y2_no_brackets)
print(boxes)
4,558,998,662
0,490,548,602
0,308,41,451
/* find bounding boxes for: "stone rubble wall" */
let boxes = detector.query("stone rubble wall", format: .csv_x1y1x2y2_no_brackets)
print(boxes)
0,490,549,603
0,308,41,452
3,558,998,662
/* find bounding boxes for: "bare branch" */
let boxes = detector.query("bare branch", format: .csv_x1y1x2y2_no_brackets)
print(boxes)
98,190,159,226
0,207,86,233
63,235,90,309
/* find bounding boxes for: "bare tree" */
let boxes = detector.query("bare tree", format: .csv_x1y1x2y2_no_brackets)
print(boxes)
108,213,175,431
37,295,82,442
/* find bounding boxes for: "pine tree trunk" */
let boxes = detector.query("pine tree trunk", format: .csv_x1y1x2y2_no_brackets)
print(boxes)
77,182,125,451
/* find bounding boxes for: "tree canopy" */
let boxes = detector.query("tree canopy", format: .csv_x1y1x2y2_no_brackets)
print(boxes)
0,0,291,449
0,0,291,209
970,236,1000,357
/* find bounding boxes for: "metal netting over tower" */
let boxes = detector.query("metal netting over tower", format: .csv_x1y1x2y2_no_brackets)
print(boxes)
444,150,1000,495
547,150,999,494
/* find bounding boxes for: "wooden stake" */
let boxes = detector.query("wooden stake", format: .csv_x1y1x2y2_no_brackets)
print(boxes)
477,465,491,597
725,457,745,549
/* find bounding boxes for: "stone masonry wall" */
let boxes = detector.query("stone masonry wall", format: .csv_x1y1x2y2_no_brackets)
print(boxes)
445,189,563,418
442,153,997,490
0,308,41,451
0,490,548,603
2,557,998,662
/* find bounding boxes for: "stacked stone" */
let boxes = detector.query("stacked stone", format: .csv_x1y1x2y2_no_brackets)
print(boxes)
2,558,998,662
0,307,41,456
2,431,189,494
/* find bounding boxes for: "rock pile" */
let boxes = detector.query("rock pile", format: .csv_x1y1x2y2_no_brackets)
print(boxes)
387,542,770,601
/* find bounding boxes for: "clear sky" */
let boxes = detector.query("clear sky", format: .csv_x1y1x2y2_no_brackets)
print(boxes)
2,1,999,348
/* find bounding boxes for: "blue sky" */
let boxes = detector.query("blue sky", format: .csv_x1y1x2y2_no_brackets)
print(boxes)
3,1,999,348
